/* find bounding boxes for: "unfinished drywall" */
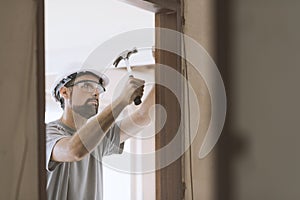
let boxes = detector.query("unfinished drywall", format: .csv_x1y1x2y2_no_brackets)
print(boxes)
0,1,39,199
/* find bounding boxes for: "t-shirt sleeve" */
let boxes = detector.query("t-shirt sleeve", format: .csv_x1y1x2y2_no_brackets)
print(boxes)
101,121,125,157
46,124,68,172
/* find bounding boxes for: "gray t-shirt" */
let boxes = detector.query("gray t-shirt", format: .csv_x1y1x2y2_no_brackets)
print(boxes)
46,120,123,200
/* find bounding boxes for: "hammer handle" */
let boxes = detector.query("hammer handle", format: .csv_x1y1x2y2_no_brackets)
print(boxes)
129,75,142,105
134,97,142,105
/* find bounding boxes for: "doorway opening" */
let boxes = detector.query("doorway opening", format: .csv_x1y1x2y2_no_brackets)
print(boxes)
45,0,155,199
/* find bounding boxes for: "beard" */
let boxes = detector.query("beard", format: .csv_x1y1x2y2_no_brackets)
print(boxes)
72,98,99,119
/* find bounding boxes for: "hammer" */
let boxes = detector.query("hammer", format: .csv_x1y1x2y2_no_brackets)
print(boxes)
113,47,142,105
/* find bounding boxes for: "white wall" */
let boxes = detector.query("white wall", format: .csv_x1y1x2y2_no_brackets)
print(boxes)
45,0,154,121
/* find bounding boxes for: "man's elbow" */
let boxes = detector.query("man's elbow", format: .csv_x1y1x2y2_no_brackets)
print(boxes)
68,143,89,162
71,151,86,161
135,110,151,126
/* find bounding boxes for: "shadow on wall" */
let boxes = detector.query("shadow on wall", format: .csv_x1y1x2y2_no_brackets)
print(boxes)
215,0,300,199
215,1,248,199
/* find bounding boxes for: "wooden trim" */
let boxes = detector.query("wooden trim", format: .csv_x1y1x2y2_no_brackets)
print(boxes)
155,6,183,200
118,0,178,12
215,0,232,200
37,0,46,199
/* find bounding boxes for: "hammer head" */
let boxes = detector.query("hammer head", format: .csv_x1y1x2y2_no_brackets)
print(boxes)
113,47,138,67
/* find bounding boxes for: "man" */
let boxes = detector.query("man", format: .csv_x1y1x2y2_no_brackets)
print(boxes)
46,69,154,200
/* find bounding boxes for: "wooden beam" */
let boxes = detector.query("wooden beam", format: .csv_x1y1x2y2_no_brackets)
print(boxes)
118,0,178,12
155,8,184,200
37,0,46,199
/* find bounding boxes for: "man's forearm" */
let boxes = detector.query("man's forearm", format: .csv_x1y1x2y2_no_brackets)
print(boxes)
70,98,127,159
119,87,155,142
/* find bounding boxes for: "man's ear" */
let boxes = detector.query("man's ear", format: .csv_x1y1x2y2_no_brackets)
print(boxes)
59,86,70,99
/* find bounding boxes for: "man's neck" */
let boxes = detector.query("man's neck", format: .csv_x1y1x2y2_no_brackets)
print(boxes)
60,108,88,131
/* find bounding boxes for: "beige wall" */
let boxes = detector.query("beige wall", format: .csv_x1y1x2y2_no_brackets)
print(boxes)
183,0,217,200
184,0,300,199
222,1,300,199
0,0,39,199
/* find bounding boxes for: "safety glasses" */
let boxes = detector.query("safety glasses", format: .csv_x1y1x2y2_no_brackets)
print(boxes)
68,80,105,94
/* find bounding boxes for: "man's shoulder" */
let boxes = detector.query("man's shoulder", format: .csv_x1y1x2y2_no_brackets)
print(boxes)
46,120,75,136
46,119,66,135
46,119,60,129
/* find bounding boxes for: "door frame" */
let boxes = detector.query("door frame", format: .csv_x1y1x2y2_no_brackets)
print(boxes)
37,1,183,199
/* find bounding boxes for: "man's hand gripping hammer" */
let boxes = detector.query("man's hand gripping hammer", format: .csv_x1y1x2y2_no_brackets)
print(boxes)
113,47,142,105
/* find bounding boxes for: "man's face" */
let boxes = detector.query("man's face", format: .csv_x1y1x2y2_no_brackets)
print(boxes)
69,74,102,119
